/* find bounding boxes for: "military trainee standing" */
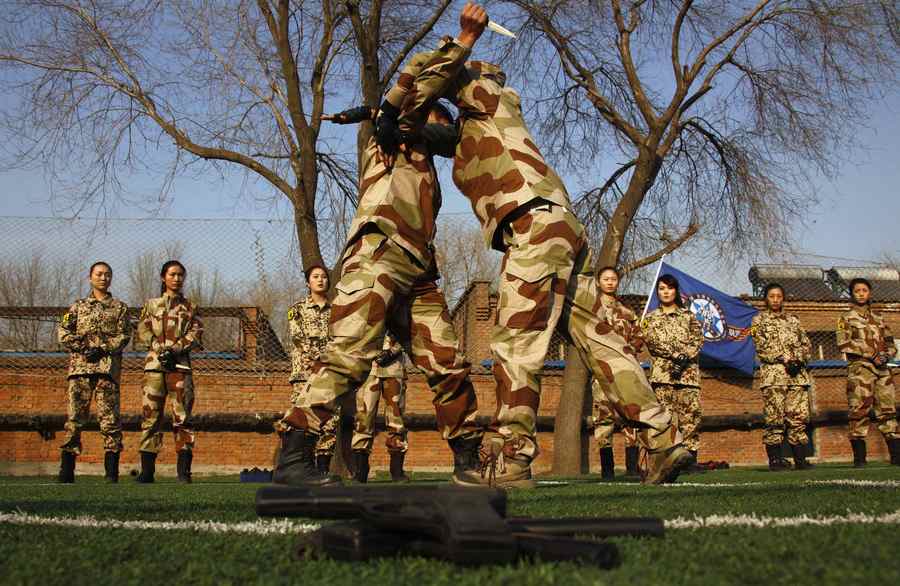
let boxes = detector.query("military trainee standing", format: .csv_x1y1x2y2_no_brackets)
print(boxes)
642,275,704,464
590,267,643,480
135,260,203,483
836,277,900,467
282,264,340,474
751,283,814,470
388,4,691,486
271,4,490,487
57,261,132,483
351,333,410,483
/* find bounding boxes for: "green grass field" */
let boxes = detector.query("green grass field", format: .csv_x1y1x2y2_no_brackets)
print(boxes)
2,464,899,585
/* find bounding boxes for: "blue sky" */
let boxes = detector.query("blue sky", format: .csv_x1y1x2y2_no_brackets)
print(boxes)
1,8,898,296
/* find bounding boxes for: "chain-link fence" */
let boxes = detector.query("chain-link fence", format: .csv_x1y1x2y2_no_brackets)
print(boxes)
0,214,493,377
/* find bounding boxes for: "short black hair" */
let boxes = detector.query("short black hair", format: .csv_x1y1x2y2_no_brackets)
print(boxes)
848,277,872,295
89,261,112,276
764,282,785,297
597,266,620,278
159,260,187,294
304,264,328,283
656,274,684,308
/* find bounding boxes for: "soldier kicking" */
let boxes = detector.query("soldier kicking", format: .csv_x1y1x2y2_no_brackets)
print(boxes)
378,2,692,486
271,3,491,487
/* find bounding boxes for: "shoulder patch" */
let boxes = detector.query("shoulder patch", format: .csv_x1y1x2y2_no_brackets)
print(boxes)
837,319,845,331
61,312,72,327
287,308,296,321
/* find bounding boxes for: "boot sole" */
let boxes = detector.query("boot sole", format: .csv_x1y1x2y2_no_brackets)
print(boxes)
643,449,693,485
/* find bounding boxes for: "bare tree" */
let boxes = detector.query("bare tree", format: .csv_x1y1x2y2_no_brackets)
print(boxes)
0,251,80,351
434,217,501,308
496,0,899,473
0,1,465,272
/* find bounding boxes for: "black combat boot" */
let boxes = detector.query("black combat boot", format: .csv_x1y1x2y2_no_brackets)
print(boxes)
888,438,900,466
448,435,487,486
177,450,193,484
790,443,814,470
624,446,640,479
850,439,867,468
136,451,156,483
104,451,120,483
272,430,341,486
351,450,370,483
765,444,791,471
316,454,332,475
682,449,707,475
58,451,76,484
390,451,411,483
599,447,615,480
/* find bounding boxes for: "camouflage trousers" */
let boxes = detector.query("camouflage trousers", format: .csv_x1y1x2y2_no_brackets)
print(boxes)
493,203,681,460
653,384,701,452
140,371,195,453
761,384,810,446
279,230,480,443
352,374,408,453
288,382,339,456
846,361,898,440
60,374,123,454
590,380,638,449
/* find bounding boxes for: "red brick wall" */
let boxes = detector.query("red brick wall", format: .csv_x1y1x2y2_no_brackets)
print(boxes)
2,366,896,476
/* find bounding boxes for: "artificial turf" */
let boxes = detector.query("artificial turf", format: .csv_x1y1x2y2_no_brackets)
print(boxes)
1,464,898,585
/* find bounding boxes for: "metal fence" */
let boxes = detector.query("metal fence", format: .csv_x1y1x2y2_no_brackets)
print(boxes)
1,215,898,377
0,214,494,377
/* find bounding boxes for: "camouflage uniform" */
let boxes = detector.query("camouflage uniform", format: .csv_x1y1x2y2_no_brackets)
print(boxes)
591,295,643,449
837,306,898,440
57,294,131,454
277,40,481,446
352,334,408,453
642,307,704,452
395,44,684,461
751,309,812,446
286,297,338,456
136,293,203,453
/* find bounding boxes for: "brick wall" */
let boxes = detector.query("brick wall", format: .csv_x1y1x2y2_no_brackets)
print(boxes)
1,365,896,476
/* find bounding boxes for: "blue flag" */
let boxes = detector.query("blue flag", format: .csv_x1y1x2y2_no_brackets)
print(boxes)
645,262,758,375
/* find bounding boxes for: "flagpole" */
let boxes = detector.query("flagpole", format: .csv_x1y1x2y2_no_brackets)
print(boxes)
640,255,666,321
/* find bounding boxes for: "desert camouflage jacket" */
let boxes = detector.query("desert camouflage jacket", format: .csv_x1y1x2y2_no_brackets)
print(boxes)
600,295,643,357
137,293,203,372
342,40,464,270
751,310,812,388
58,293,131,378
837,306,896,365
393,41,572,252
287,297,331,383
371,333,405,379
642,306,704,388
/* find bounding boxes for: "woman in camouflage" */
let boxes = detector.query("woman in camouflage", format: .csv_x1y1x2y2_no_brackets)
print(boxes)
642,275,704,464
590,267,644,480
134,260,203,483
57,261,132,483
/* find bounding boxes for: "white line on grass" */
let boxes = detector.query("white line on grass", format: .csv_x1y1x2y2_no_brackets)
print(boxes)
666,509,900,530
805,479,900,488
0,511,320,535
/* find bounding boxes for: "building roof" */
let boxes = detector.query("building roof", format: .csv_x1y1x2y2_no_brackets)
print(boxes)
827,267,900,301
748,265,840,300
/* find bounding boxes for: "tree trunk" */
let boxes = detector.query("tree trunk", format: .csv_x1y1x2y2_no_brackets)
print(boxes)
551,151,660,475
551,345,592,474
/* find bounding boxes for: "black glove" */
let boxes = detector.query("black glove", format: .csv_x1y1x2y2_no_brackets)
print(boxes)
158,349,177,371
785,360,804,377
375,349,401,367
374,100,402,158
326,106,375,125
82,347,105,362
670,354,690,378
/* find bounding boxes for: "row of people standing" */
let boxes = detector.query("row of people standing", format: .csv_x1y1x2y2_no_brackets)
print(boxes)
591,272,899,477
281,265,411,483
57,260,201,483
